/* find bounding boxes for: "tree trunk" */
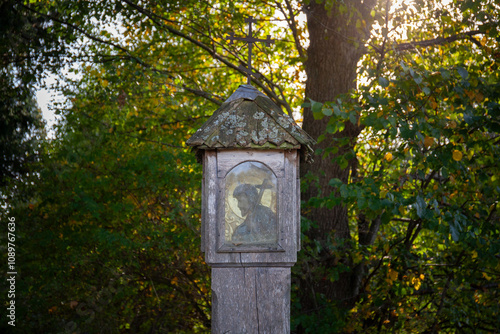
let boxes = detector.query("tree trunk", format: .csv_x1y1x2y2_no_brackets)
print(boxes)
299,0,375,311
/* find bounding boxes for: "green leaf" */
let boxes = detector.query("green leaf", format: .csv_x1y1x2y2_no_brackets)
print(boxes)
450,224,460,242
457,66,468,80
333,104,341,116
310,99,324,120
349,112,357,125
322,108,333,116
415,195,427,218
329,178,343,187
379,77,390,88
440,68,451,80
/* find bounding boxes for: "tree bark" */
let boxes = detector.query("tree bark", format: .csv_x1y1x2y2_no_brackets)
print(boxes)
299,0,375,311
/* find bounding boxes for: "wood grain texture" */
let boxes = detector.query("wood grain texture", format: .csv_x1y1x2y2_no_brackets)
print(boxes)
217,150,284,178
191,84,310,333
203,149,299,266
201,151,206,252
296,151,301,251
212,267,291,334
283,150,299,256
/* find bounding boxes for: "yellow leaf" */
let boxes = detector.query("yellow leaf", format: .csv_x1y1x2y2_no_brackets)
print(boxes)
475,91,484,103
424,136,434,148
472,250,478,259
414,280,422,291
388,269,398,281
385,152,393,162
353,252,363,264
452,150,463,161
429,98,438,109
101,79,109,88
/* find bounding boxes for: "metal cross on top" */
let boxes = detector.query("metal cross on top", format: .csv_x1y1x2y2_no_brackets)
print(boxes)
226,16,274,85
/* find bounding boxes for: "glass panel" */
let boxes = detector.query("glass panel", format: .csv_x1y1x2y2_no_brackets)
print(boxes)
225,161,278,245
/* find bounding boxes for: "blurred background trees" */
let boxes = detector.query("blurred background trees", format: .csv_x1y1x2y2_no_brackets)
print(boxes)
1,0,498,332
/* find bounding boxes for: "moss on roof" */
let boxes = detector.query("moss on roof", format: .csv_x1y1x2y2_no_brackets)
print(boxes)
186,85,315,162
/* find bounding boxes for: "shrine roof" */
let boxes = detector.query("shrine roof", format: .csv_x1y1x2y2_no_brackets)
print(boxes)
186,85,315,161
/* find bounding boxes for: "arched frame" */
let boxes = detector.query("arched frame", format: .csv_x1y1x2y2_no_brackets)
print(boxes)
217,152,284,253
222,160,280,249
201,149,300,266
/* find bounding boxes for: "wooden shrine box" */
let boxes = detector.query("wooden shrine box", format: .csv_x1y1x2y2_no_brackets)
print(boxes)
187,84,314,333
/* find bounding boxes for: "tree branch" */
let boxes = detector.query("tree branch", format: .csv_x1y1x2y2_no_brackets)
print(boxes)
392,31,485,51
23,2,226,107
404,218,422,249
276,0,305,59
121,0,294,115
179,85,223,106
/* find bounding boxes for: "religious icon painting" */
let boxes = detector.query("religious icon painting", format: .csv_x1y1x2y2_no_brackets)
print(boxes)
224,161,278,246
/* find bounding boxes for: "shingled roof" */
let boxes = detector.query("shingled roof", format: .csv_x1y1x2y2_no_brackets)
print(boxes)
186,85,315,162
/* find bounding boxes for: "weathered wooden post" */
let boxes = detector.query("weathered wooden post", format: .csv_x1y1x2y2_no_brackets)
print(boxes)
186,83,315,333
187,15,314,333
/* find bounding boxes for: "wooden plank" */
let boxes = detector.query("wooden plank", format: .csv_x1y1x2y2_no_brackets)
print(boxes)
211,267,290,334
283,150,297,258
254,267,291,333
201,151,206,252
296,151,301,251
217,149,284,178
207,173,241,265
217,244,285,253
216,176,226,252
204,151,218,262
212,267,258,333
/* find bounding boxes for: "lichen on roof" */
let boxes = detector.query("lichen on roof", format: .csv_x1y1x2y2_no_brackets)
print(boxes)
186,85,315,162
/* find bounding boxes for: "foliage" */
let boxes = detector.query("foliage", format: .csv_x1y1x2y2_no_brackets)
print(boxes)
0,0,52,187
2,47,212,332
0,71,44,188
302,0,500,332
